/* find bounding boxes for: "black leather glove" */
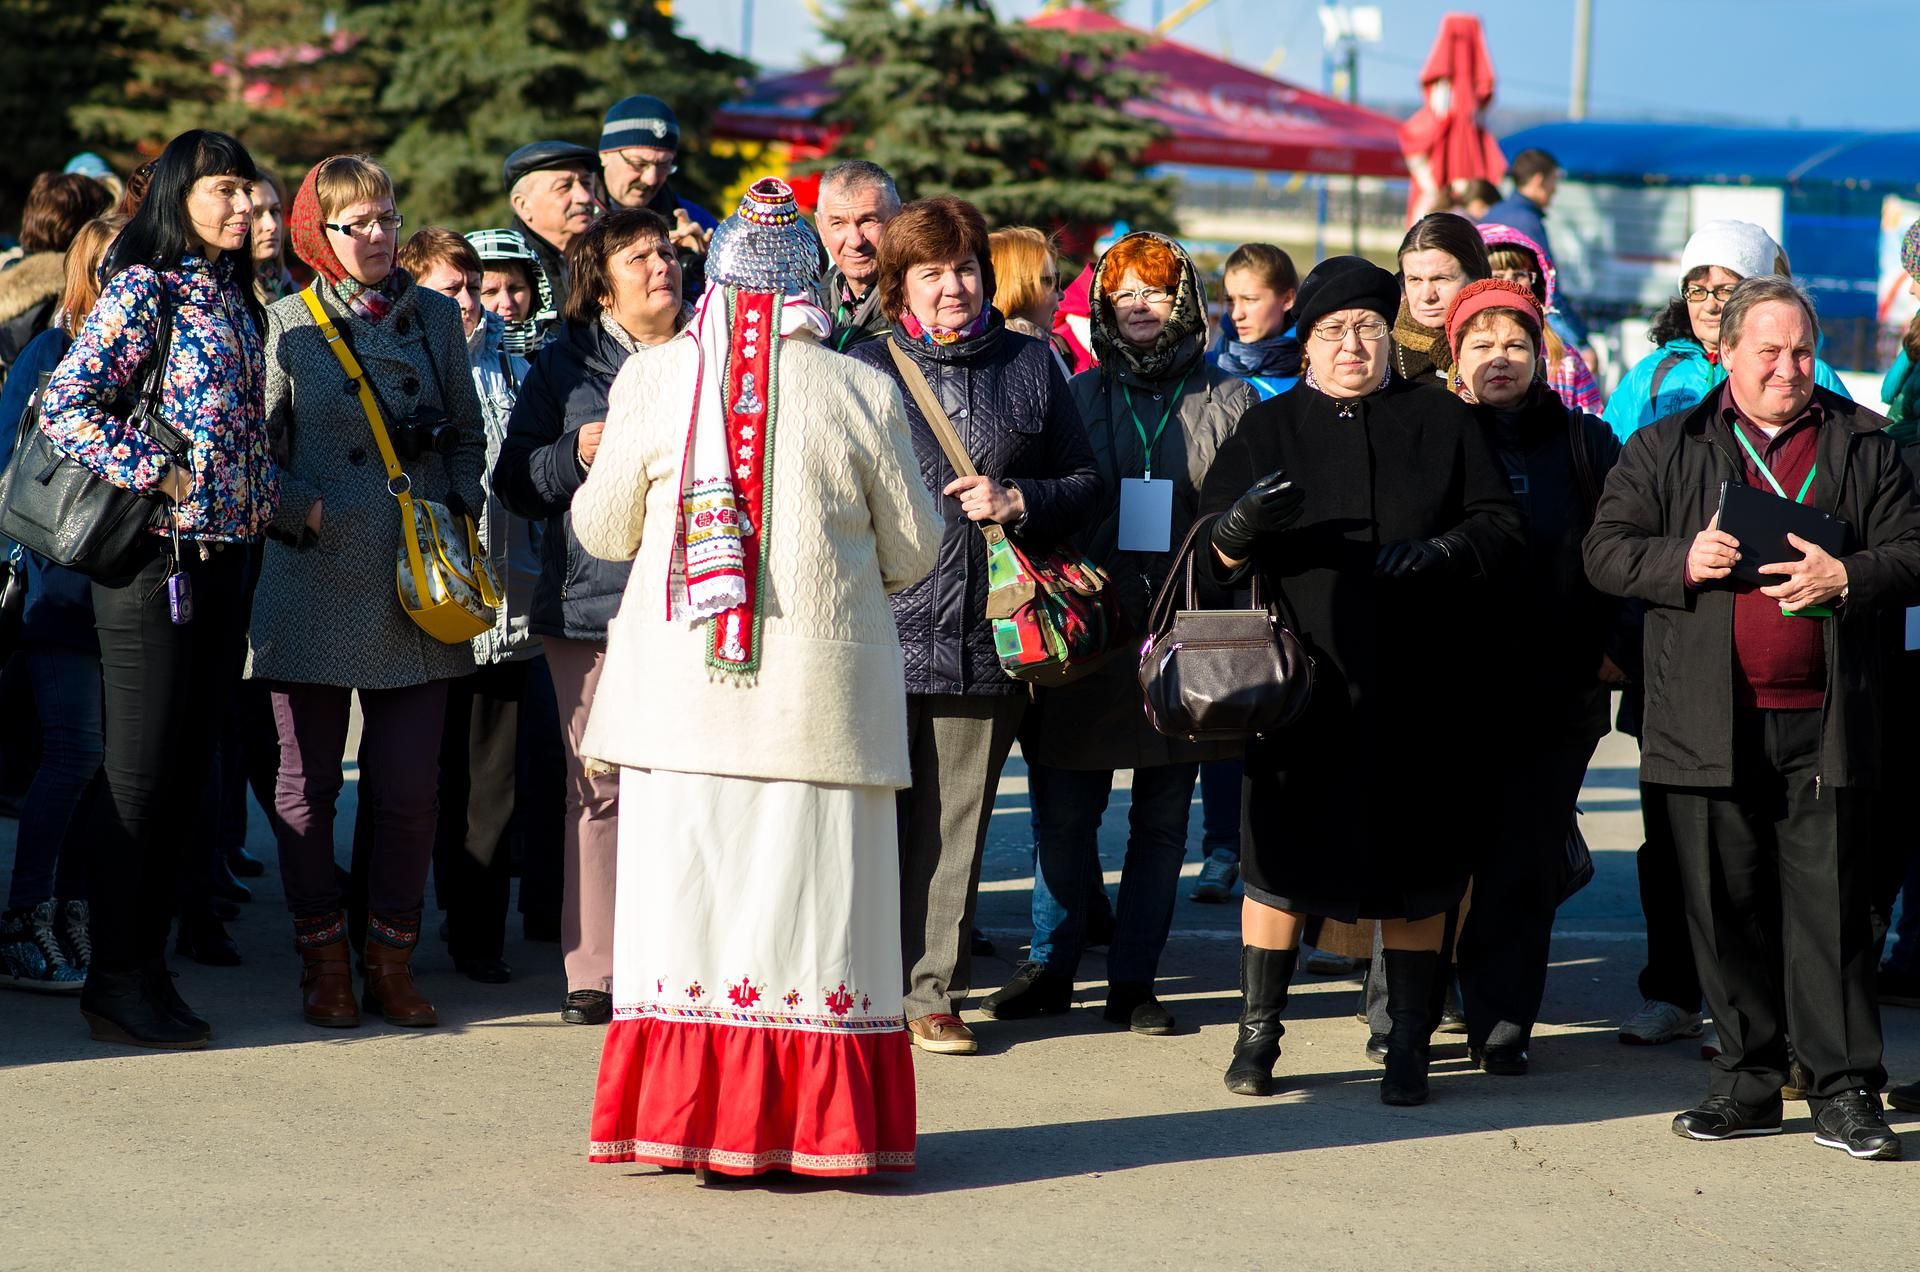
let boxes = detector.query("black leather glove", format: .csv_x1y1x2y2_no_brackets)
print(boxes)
444,491,471,523
1211,469,1306,561
1374,533,1470,579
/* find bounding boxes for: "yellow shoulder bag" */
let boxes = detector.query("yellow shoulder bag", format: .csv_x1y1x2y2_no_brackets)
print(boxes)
298,286,501,644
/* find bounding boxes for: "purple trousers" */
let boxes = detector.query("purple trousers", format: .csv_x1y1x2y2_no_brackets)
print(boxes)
267,679,450,923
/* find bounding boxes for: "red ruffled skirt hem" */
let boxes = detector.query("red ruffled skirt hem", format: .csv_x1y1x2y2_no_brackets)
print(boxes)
588,1017,917,1177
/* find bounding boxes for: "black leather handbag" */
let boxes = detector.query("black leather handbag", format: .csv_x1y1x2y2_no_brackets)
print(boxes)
1137,514,1314,743
0,293,183,580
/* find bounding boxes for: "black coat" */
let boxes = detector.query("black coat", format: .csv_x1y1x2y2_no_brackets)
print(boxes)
1474,386,1624,740
492,318,633,642
1197,377,1525,919
850,317,1100,697
1583,386,1920,789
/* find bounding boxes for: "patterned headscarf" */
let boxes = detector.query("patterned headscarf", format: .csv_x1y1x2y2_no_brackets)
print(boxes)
1903,220,1920,280
289,158,410,323
1089,231,1207,382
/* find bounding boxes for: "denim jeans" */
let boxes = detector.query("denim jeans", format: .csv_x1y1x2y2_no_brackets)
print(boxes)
7,649,103,909
1028,762,1199,985
1884,857,1920,976
1199,758,1244,859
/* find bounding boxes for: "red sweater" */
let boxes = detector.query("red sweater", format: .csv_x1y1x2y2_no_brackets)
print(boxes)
1720,388,1827,709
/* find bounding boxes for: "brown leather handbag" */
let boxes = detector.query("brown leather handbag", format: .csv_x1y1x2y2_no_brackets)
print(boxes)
1137,514,1313,743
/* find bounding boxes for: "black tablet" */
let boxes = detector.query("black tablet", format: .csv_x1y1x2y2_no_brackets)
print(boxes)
1716,480,1848,587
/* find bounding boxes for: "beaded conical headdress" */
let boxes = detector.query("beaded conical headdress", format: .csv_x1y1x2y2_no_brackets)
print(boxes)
707,177,821,296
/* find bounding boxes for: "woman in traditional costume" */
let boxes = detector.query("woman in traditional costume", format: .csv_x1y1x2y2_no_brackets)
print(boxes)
571,178,941,1180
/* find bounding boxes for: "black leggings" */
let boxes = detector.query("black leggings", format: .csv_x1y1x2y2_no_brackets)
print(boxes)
84,541,248,973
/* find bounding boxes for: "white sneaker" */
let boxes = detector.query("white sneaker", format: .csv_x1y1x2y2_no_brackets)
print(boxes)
1618,998,1703,1045
1190,853,1239,903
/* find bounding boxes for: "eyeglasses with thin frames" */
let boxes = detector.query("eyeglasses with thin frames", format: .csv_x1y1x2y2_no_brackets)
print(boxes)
325,213,405,240
1309,319,1390,343
1109,287,1171,307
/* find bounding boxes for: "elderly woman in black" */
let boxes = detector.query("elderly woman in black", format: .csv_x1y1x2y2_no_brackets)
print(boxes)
1199,256,1523,1104
849,195,1099,1057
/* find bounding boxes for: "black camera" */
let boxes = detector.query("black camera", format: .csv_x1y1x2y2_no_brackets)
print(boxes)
391,413,459,460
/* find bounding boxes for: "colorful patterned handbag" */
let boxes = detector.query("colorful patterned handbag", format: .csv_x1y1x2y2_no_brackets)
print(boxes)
887,339,1119,686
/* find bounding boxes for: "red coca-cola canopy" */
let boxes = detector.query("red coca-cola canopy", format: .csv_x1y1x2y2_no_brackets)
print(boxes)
711,6,1409,179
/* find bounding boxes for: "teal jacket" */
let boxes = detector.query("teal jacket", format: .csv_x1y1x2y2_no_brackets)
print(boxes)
1603,337,1850,442
1883,348,1920,436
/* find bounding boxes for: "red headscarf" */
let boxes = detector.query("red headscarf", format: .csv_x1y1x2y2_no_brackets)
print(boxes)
288,158,405,321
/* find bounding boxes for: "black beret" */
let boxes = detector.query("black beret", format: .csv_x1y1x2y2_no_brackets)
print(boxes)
503,140,598,193
1293,255,1401,335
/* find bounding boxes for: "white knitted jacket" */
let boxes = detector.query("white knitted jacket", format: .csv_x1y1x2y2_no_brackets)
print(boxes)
572,330,940,788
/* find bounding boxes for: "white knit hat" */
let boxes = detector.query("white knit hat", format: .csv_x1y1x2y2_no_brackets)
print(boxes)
1679,220,1784,288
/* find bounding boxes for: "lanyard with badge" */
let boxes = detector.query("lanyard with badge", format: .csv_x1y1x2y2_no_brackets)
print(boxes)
1115,370,1190,553
1732,424,1829,618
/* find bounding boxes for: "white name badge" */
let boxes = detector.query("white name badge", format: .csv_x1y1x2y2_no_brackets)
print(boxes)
1906,607,1920,652
1117,477,1175,553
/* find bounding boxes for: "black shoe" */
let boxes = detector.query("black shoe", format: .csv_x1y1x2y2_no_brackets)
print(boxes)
207,896,242,922
969,927,996,959
563,989,612,1025
1813,1090,1903,1161
1380,948,1441,1106
175,912,242,967
210,860,252,904
1671,1093,1784,1141
1436,977,1467,1035
1225,946,1296,1097
1471,1042,1530,1075
226,845,267,878
80,969,209,1050
979,962,1072,1019
1364,1033,1389,1065
141,959,211,1035
1887,1079,1920,1115
1782,1056,1814,1102
1103,982,1174,1035
454,956,512,984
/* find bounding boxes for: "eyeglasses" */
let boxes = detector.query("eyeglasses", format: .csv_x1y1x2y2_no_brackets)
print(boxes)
325,213,404,240
1683,283,1738,303
1110,287,1171,307
1493,269,1539,286
611,150,678,177
1309,318,1390,343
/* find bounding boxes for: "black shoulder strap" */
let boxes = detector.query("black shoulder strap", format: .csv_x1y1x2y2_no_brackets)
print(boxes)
1647,350,1688,410
1568,408,1600,524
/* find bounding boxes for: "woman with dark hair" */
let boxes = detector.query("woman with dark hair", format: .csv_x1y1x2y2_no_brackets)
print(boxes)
848,195,1099,1056
1392,212,1491,386
248,168,295,304
494,206,688,1025
988,231,1253,1034
1198,255,1522,1103
0,171,113,378
37,129,275,1048
1444,279,1623,1074
246,154,487,1030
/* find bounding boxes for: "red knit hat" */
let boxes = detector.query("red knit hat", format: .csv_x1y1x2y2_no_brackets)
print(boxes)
1445,278,1542,354
288,159,350,287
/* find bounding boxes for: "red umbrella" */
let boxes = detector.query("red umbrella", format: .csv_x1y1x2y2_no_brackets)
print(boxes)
1397,13,1506,221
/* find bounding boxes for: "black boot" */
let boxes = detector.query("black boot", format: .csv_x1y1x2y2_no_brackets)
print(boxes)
141,957,212,1036
79,968,209,1050
1380,948,1442,1106
1225,945,1297,1097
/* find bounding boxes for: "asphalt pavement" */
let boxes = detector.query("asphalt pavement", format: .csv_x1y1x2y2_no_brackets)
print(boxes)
3,725,1916,1270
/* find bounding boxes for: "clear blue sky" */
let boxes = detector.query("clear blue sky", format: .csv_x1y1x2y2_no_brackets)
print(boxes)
679,0,1915,130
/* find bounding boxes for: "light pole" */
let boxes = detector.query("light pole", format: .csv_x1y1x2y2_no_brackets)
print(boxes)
1569,0,1593,120
1317,5,1382,257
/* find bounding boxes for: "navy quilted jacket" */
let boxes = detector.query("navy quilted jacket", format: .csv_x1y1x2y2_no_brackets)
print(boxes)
851,316,1100,696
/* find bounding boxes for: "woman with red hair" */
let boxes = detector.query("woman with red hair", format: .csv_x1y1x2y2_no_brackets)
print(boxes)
988,231,1254,1036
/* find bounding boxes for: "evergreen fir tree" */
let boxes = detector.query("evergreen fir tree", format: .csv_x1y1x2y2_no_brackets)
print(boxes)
0,0,127,227
358,0,751,228
815,0,1175,239
70,1,377,185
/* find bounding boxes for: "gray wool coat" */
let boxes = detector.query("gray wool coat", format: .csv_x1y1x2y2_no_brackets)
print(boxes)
246,280,489,690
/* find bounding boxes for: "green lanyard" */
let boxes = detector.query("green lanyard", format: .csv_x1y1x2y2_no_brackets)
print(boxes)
1121,370,1192,480
1731,423,1816,504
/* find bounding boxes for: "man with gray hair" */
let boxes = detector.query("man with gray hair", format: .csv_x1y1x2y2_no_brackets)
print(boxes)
815,159,901,351
1586,275,1920,1162
504,140,600,323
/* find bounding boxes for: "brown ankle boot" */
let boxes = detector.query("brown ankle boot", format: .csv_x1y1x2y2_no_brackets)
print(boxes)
294,912,360,1028
362,914,437,1027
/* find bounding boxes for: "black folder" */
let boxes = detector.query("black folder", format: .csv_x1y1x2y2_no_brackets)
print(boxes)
1716,479,1847,587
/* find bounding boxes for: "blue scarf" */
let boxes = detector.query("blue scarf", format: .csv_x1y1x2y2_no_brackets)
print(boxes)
1213,330,1301,380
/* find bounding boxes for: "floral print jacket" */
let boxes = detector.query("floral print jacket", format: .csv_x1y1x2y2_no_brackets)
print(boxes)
39,254,276,541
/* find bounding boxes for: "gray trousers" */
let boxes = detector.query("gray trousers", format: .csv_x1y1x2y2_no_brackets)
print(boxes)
897,692,1027,1020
